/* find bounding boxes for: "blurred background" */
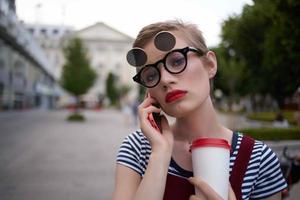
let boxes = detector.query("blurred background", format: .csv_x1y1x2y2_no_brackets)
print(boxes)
0,0,299,199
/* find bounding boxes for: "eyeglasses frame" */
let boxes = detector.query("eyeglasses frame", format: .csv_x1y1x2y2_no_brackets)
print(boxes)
132,46,205,88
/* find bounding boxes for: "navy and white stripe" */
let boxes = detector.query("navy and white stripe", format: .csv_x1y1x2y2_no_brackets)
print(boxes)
116,130,287,199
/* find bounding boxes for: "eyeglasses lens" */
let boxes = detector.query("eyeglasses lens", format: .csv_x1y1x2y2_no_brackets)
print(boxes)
141,66,159,87
166,51,186,73
139,50,187,87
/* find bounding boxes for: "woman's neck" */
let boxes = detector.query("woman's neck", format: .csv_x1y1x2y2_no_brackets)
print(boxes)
173,96,230,143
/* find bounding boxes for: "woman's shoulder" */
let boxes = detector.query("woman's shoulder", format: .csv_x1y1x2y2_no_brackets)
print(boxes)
122,130,151,151
126,130,149,143
117,130,151,176
235,132,277,158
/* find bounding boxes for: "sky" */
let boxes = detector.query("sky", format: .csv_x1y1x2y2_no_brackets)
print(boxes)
16,0,252,47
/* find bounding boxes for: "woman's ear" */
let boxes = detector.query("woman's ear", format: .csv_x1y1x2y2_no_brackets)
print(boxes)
205,51,217,79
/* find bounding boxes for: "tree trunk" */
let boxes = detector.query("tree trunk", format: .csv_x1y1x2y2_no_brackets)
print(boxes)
74,95,80,115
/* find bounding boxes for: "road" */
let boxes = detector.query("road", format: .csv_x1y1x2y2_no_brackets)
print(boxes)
0,109,299,200
0,109,134,200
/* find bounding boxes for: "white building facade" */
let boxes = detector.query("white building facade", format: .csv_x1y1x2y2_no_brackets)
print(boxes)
71,22,137,106
23,21,138,108
25,24,73,80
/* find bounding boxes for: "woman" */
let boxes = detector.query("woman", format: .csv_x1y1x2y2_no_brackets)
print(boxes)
112,20,287,200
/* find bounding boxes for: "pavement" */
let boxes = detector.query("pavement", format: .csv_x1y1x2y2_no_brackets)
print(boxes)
0,109,299,200
0,109,134,200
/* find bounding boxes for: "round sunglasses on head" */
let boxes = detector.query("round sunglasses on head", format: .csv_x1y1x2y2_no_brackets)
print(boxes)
133,47,205,88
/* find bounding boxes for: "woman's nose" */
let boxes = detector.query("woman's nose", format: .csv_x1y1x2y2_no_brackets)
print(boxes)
159,63,177,86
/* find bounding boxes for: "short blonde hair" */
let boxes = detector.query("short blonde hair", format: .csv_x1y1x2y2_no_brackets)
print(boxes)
133,20,214,90
133,19,208,54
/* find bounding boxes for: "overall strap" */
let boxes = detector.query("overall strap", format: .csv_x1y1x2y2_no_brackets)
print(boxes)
230,135,255,200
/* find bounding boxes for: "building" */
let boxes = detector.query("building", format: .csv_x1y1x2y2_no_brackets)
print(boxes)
0,0,62,110
25,24,73,80
24,22,137,108
69,22,137,106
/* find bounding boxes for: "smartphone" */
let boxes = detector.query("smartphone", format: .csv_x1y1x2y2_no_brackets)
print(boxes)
148,112,162,132
147,103,162,132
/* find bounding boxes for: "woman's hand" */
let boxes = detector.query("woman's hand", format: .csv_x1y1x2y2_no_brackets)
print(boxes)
138,94,174,154
188,177,236,200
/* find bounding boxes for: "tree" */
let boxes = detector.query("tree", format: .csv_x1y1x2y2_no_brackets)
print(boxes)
137,85,146,102
262,0,300,107
61,37,97,116
220,0,300,110
105,72,119,106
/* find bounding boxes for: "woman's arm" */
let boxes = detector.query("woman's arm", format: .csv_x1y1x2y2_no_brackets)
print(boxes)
133,150,172,200
113,95,174,200
112,164,141,200
264,192,281,200
112,148,172,200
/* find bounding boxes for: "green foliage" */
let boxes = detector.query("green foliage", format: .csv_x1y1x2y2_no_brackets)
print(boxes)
105,72,133,106
239,127,300,140
219,0,300,108
67,113,85,122
61,38,97,97
106,72,119,106
138,85,146,102
247,111,297,125
119,85,131,97
261,0,300,107
213,46,247,97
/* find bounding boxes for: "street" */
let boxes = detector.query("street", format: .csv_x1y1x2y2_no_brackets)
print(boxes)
0,109,133,200
0,109,299,200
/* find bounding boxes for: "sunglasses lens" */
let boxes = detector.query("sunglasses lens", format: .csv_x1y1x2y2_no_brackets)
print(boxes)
166,51,186,73
126,48,147,67
140,66,159,87
154,31,176,51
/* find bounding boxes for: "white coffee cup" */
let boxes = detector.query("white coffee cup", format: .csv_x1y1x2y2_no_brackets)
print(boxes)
190,138,231,200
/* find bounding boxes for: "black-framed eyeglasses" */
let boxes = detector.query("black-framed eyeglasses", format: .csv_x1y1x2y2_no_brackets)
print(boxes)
132,47,205,88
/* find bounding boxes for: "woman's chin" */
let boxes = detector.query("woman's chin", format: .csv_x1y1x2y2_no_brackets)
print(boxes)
165,105,192,118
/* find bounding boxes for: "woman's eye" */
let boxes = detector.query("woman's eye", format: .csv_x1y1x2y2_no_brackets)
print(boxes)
146,73,157,82
172,57,185,66
142,68,158,83
168,56,185,68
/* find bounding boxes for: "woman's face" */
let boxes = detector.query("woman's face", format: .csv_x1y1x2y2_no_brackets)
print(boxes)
143,31,217,117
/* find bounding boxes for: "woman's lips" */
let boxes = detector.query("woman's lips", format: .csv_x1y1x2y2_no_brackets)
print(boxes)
165,90,187,103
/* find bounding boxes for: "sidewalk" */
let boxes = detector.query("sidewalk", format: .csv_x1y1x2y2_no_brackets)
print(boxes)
0,109,299,200
0,108,134,200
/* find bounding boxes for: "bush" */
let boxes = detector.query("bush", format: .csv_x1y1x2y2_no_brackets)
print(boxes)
247,111,296,125
67,113,85,122
238,127,300,140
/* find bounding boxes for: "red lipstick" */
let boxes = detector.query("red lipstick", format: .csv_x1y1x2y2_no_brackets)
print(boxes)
165,90,187,103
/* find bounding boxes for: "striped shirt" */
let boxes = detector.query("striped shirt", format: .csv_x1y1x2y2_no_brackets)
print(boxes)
117,130,287,199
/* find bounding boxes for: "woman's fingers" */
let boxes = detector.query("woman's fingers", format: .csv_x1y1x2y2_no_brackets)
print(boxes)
141,105,161,117
189,195,200,200
139,94,158,109
137,93,173,152
188,177,222,200
189,177,237,200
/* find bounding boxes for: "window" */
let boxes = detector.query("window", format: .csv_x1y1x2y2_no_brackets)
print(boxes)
53,29,59,35
41,29,47,36
28,28,34,34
